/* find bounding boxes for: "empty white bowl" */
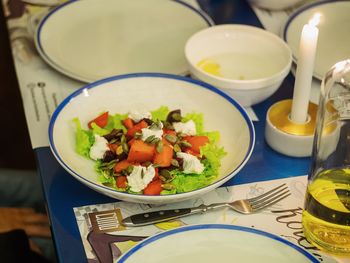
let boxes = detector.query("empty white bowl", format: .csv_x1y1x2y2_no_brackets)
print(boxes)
185,25,292,107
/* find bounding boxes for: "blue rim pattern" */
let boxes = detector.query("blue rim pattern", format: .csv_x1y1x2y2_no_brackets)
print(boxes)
35,0,214,82
48,73,255,199
118,224,319,262
283,0,349,64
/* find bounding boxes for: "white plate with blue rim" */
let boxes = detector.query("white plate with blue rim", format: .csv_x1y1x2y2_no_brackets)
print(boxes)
48,73,255,204
117,224,319,263
35,0,213,83
283,0,350,80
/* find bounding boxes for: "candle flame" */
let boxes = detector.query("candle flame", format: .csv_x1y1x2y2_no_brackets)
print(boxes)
308,13,321,27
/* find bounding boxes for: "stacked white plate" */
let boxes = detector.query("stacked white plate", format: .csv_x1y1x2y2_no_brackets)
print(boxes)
35,0,213,82
283,0,350,80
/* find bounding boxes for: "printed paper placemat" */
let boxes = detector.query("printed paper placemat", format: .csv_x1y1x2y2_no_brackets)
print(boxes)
74,175,346,263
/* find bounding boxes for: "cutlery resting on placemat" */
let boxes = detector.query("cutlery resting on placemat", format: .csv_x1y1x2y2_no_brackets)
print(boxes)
122,184,290,227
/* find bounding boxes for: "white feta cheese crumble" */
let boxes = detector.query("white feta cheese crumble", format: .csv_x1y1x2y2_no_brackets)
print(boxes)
173,120,196,135
89,134,109,160
141,127,163,141
176,152,204,174
127,165,156,192
128,110,152,123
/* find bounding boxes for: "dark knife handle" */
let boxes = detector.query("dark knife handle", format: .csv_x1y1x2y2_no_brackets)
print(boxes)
122,208,192,227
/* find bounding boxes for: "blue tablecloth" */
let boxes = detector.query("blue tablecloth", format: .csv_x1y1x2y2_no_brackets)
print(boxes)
33,0,310,262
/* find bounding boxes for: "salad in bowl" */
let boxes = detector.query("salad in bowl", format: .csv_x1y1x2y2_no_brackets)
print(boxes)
73,106,226,196
49,73,255,204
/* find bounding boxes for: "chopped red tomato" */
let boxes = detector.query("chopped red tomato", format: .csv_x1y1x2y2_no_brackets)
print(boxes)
128,138,136,146
88,112,109,129
183,135,209,153
126,120,148,138
153,143,173,167
123,118,134,129
185,148,200,157
116,176,127,188
143,180,163,195
127,140,155,163
163,129,177,136
114,160,133,173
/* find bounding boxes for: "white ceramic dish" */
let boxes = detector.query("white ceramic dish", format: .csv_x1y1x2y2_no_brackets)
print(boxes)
35,0,212,83
283,0,350,81
117,224,318,263
185,24,292,107
247,0,304,10
48,73,255,204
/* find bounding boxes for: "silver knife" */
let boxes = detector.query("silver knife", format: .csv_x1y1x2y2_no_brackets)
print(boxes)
122,184,291,227
122,204,225,227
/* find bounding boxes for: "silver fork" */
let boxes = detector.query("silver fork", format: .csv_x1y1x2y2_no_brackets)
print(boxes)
122,184,291,227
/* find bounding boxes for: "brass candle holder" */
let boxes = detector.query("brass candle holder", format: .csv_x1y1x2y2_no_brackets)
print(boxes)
265,99,317,157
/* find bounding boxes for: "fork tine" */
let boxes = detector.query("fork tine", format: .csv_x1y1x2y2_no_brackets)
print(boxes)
251,191,291,211
249,186,288,205
248,183,287,202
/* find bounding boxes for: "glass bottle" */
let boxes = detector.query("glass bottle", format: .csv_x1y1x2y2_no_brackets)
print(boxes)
302,59,350,255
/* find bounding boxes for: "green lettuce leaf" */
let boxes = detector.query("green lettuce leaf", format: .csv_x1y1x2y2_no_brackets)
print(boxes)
202,131,221,143
95,160,113,184
91,122,111,136
113,113,128,131
104,115,116,131
170,169,215,193
151,106,169,121
168,132,226,194
182,112,204,134
73,118,94,158
89,113,121,136
200,142,227,176
160,188,177,195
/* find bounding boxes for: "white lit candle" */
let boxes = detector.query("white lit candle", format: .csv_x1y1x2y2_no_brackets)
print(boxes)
290,13,320,124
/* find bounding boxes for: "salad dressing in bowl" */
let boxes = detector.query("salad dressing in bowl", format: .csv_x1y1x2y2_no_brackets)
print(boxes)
197,52,287,81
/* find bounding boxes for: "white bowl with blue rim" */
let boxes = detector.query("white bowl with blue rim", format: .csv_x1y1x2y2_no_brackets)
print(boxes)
48,73,255,204
185,24,292,107
117,224,319,262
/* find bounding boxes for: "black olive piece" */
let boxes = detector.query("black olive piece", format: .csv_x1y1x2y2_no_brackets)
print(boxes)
116,152,128,161
103,129,123,142
166,109,182,123
175,157,184,167
102,150,117,163
159,169,172,179
163,121,174,130
142,118,154,125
